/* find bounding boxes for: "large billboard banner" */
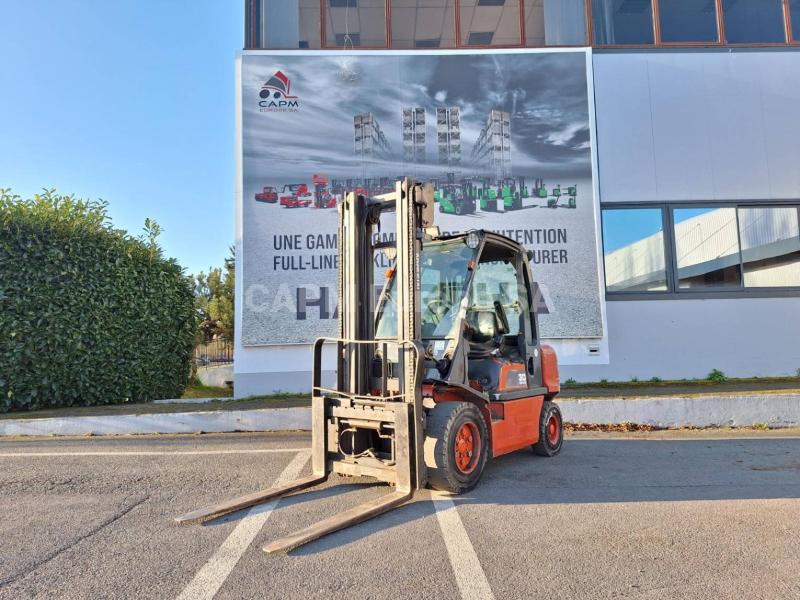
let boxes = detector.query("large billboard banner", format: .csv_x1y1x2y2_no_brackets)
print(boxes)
240,50,602,345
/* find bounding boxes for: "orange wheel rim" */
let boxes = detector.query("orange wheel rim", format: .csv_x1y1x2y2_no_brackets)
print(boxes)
546,413,560,446
454,422,481,474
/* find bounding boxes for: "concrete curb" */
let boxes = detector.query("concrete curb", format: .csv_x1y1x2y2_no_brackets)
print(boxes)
1,394,798,436
558,394,800,429
0,407,310,437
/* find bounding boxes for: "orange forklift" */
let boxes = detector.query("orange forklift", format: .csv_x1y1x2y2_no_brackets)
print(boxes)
176,178,563,553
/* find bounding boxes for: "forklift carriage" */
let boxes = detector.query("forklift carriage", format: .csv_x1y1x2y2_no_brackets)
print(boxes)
176,178,563,554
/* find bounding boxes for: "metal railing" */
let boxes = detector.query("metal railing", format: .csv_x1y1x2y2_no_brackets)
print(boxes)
195,337,233,366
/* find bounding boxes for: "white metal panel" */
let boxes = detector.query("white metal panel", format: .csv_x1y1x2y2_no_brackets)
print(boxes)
647,53,715,201
594,49,800,203
592,53,658,202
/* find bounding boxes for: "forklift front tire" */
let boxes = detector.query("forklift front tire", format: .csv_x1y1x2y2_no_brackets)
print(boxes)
532,401,563,457
424,402,489,494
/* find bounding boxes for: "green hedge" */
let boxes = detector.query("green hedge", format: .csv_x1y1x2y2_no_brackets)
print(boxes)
0,190,196,412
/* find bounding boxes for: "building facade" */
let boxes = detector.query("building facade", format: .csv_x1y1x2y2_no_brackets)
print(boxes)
235,0,800,395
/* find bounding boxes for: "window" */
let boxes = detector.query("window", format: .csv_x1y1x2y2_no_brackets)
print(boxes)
603,202,800,298
326,0,387,48
470,259,522,335
592,0,655,45
722,0,786,44
391,0,456,49
602,208,669,292
673,207,741,288
791,0,800,41
525,0,587,46
738,207,800,287
249,0,322,48
659,0,719,43
460,0,522,46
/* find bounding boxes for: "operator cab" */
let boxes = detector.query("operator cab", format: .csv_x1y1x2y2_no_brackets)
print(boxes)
375,230,542,397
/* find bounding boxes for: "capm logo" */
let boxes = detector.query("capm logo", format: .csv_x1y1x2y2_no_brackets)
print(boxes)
258,71,300,112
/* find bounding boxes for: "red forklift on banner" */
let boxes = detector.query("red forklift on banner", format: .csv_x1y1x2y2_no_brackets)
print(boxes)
177,178,563,554
254,186,278,203
312,174,337,208
279,183,313,208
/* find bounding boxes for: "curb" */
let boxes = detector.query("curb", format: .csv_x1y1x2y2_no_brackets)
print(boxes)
558,394,800,428
1,394,798,437
0,407,310,437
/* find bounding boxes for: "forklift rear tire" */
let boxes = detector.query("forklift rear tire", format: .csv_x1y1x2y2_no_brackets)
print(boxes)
424,402,489,494
532,401,563,457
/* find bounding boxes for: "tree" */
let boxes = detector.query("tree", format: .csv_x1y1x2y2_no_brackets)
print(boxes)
195,246,234,342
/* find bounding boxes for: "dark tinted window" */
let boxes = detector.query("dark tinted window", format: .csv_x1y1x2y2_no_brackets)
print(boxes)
791,0,800,41
391,0,455,49
723,0,786,43
593,0,654,45
659,0,719,43
525,0,587,46
460,0,522,46
326,0,387,48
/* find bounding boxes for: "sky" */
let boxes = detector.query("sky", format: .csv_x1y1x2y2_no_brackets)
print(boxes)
0,1,242,276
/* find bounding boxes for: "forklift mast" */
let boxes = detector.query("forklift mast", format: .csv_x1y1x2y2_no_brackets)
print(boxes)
329,177,434,490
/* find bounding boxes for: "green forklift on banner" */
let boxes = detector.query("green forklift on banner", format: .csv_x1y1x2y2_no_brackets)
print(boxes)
532,178,548,200
436,184,476,216
547,184,577,209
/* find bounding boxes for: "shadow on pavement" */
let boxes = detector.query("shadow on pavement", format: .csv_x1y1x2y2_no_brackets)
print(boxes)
274,437,800,555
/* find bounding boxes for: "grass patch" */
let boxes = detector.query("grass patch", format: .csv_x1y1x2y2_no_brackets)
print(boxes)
0,393,311,421
182,379,233,399
561,375,800,390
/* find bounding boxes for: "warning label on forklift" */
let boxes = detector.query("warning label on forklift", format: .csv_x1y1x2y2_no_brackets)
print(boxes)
240,51,603,344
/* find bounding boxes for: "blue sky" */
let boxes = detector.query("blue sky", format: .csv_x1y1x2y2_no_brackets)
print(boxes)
0,1,242,276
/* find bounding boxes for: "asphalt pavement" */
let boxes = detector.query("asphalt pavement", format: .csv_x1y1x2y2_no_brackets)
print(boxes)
1,430,799,599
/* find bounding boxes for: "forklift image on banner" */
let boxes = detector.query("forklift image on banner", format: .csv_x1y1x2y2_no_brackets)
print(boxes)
547,185,577,209
312,174,337,209
532,177,547,199
176,178,563,554
436,183,476,216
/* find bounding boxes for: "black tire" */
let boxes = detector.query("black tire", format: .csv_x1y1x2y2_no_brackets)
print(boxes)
532,400,563,457
424,402,489,494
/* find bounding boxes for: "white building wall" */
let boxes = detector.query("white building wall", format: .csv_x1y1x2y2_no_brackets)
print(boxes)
578,48,800,382
593,49,800,203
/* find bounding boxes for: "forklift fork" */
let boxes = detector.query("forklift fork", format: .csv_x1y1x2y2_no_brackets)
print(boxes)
175,475,412,554
174,391,418,554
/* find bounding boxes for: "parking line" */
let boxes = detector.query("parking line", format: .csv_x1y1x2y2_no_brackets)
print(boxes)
175,450,310,600
433,495,495,600
0,449,308,457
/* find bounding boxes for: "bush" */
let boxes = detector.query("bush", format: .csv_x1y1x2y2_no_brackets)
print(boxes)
706,369,727,383
0,190,196,412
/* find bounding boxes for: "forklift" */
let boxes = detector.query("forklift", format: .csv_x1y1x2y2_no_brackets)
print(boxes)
436,183,476,216
176,178,563,554
311,173,337,209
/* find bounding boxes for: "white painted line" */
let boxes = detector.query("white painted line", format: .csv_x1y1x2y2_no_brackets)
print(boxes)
433,494,495,600
176,449,311,600
0,448,309,458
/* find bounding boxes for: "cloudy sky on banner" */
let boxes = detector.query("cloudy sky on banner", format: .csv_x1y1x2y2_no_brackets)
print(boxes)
242,52,591,182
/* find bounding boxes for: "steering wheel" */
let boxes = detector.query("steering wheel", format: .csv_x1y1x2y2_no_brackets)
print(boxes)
426,299,449,325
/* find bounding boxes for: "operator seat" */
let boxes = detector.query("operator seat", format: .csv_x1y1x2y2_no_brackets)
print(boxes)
465,309,505,358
